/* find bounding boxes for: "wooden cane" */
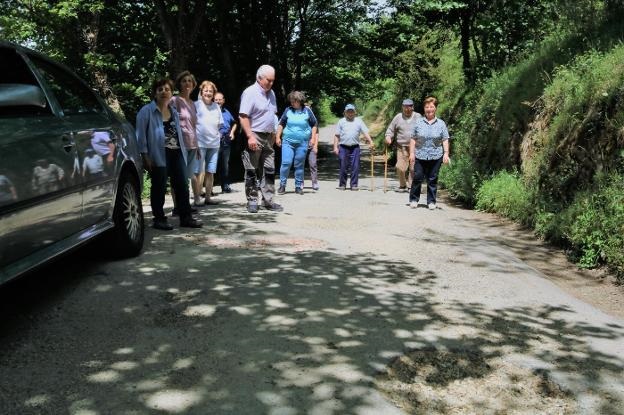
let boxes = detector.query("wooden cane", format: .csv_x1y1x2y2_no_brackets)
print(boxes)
370,144,374,191
384,144,388,193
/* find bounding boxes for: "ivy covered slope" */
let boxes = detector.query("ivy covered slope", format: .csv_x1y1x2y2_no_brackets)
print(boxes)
441,8,624,280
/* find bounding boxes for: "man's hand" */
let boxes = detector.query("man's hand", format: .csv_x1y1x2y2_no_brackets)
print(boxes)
248,135,259,151
385,137,392,146
333,146,339,155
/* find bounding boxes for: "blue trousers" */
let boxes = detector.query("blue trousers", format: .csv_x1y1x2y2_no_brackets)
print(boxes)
338,144,360,188
410,157,443,204
218,140,231,188
280,140,308,188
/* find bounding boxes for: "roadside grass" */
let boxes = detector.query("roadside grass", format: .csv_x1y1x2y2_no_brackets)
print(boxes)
475,171,532,225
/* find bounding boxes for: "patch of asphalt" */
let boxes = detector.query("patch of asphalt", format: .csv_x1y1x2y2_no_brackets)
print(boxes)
0,125,621,414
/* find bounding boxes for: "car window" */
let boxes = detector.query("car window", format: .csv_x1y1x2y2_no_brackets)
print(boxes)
0,47,53,117
28,55,105,116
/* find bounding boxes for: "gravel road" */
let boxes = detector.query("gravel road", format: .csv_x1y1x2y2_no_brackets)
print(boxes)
1,125,623,414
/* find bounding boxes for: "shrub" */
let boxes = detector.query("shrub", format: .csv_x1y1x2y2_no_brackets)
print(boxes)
475,171,532,224
559,173,624,279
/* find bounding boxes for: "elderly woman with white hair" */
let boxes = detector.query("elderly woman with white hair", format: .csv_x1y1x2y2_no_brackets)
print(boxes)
275,91,318,195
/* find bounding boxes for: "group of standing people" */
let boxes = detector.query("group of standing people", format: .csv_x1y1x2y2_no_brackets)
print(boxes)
136,71,236,230
136,63,451,230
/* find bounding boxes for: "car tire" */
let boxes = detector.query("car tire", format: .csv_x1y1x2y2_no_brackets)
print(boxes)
109,172,144,257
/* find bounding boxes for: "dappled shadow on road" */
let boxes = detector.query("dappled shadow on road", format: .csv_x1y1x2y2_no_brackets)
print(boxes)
2,216,623,414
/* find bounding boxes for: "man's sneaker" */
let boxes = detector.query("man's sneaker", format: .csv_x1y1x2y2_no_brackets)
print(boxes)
312,183,319,191
222,186,232,193
153,219,174,230
428,203,437,210
338,185,346,191
410,201,418,209
295,187,303,195
247,201,259,213
263,201,284,212
398,186,408,193
193,196,204,207
351,186,359,191
277,185,286,195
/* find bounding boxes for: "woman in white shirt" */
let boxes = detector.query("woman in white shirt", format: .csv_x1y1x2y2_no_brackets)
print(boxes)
194,80,224,205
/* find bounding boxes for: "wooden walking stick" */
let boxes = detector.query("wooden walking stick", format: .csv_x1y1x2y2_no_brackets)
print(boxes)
384,144,388,193
370,144,374,191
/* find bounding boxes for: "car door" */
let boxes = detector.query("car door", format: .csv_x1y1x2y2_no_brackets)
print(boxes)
26,55,119,226
0,47,84,278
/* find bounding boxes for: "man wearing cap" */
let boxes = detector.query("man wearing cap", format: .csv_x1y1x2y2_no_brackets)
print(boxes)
333,104,373,191
239,64,283,213
385,99,421,192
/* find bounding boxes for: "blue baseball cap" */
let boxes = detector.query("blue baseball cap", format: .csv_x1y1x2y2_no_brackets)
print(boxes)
344,104,356,111
402,99,414,106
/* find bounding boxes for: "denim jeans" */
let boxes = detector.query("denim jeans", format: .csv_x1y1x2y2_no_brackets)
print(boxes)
410,157,443,204
338,144,360,188
280,140,308,188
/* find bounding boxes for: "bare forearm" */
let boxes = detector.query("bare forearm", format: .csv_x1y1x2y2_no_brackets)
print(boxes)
239,116,253,139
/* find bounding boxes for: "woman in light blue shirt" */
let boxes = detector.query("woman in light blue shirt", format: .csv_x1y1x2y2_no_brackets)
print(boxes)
275,91,318,195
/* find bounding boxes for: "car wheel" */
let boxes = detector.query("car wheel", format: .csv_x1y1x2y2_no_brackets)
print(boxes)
110,172,144,257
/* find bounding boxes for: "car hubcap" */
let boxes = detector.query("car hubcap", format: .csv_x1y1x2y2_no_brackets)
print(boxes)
122,183,141,242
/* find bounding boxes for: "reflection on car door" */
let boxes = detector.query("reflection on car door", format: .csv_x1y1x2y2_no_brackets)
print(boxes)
27,55,119,228
0,47,83,271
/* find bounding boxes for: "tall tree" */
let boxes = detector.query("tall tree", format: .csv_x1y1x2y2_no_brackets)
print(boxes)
153,0,208,77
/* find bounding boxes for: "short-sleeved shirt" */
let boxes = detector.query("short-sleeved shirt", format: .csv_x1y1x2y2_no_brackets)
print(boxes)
239,82,277,133
336,117,369,146
279,106,317,144
171,96,198,149
91,131,113,156
412,117,450,160
195,100,224,149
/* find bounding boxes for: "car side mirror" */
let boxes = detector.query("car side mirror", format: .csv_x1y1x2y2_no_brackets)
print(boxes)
0,83,47,108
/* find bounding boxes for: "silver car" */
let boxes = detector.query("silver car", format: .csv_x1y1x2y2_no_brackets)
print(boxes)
0,42,145,284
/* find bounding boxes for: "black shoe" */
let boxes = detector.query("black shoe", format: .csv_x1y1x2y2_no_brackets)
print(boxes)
222,186,232,193
277,185,286,195
247,201,259,213
180,217,202,228
153,219,173,230
295,187,303,195
263,201,283,212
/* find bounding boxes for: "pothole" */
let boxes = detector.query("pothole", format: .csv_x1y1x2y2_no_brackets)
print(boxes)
375,347,575,414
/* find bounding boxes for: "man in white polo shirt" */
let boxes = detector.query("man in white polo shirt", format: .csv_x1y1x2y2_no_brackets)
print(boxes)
239,64,283,213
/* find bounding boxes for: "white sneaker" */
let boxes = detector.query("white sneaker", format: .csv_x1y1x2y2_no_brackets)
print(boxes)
428,203,436,210
410,201,418,209
193,196,204,207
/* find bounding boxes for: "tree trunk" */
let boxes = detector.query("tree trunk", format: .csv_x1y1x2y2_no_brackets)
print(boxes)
154,0,208,78
459,8,473,83
81,11,124,115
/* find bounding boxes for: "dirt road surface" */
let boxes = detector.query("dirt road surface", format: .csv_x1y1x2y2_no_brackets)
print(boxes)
1,126,623,414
